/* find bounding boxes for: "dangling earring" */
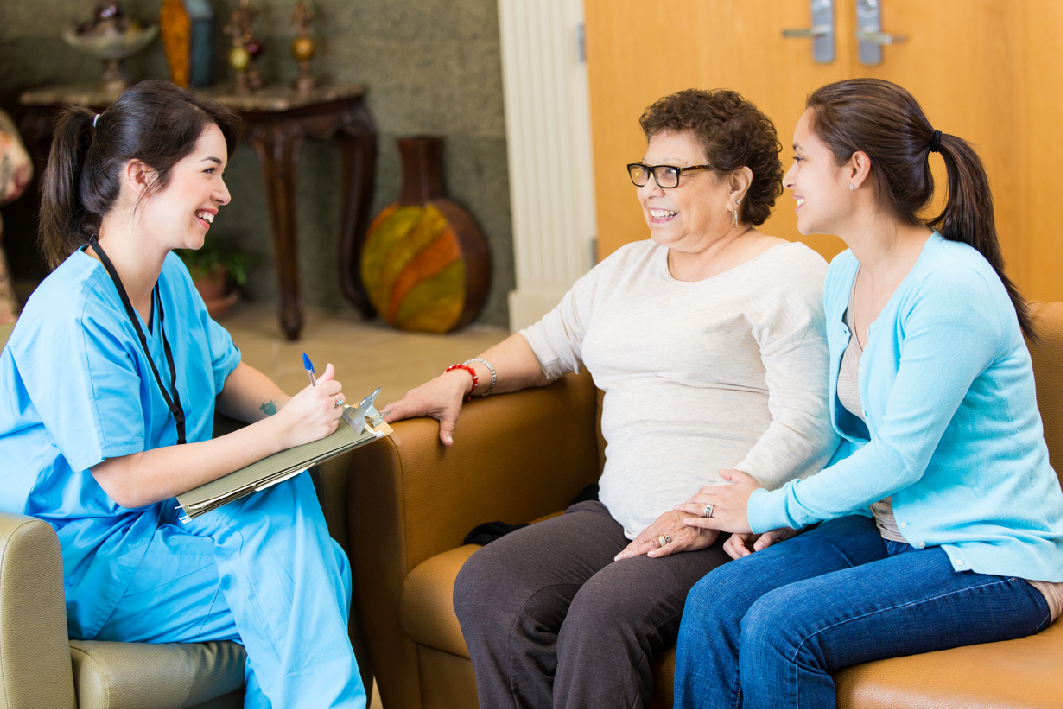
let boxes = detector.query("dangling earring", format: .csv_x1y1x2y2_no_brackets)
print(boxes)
849,183,855,191
732,198,741,228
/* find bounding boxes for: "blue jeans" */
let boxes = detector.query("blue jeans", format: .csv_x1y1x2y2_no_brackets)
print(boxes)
674,515,1052,709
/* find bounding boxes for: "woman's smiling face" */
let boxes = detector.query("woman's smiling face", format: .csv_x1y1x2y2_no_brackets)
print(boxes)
783,109,853,237
637,130,732,253
140,123,231,252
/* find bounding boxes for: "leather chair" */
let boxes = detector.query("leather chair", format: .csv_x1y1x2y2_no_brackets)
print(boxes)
0,321,374,709
346,302,1063,709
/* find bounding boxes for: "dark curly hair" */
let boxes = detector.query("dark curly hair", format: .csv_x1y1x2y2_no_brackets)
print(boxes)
639,89,783,227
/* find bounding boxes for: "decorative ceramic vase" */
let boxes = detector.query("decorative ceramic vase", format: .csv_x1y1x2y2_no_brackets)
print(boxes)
160,0,214,88
191,266,239,319
361,137,490,334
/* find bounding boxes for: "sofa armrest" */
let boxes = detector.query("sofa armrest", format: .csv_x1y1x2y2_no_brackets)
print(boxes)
0,511,76,708
346,371,601,709
349,370,601,574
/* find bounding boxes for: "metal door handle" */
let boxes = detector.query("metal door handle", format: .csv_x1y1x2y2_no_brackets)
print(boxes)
856,0,905,64
854,30,906,45
783,25,832,39
782,0,834,63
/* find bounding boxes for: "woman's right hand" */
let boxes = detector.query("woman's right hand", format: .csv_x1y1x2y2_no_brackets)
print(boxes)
380,369,472,446
277,362,345,449
722,528,799,560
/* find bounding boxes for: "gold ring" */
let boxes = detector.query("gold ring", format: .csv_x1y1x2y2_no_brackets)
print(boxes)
657,534,670,547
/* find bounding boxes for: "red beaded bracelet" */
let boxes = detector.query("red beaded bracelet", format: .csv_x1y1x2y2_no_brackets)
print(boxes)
444,363,478,402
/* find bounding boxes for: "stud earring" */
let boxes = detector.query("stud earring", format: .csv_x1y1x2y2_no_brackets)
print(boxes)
849,183,855,191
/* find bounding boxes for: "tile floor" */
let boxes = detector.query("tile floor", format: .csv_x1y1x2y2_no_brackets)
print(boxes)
220,301,509,708
222,302,509,411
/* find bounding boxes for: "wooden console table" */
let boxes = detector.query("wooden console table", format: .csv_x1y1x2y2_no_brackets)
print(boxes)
18,84,378,340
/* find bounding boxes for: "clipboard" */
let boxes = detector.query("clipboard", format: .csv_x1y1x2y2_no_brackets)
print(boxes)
176,398,391,519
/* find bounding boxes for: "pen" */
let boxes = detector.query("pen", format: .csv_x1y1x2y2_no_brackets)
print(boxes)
302,353,317,387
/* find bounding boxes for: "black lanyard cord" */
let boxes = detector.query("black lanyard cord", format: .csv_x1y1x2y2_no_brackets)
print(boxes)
88,236,187,445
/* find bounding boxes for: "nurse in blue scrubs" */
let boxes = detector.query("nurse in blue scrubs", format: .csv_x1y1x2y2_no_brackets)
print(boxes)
0,81,366,709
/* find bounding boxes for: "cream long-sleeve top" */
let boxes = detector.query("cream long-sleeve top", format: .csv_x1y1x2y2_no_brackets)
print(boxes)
520,239,839,538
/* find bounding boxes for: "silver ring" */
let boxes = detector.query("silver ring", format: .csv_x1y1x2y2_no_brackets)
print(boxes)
335,397,344,408
657,534,670,548
702,504,714,519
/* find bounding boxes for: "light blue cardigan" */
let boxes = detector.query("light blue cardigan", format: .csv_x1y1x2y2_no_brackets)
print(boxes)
748,233,1063,581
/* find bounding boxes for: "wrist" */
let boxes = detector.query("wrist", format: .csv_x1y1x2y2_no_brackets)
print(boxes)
463,358,497,396
444,363,478,402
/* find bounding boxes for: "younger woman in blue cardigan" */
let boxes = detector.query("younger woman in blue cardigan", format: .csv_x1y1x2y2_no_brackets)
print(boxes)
671,78,1063,709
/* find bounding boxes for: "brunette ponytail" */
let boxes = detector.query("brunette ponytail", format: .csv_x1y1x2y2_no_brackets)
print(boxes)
39,107,99,269
37,80,241,270
806,79,1033,339
925,134,1030,337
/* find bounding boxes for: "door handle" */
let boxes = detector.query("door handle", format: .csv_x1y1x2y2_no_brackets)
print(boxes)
782,0,834,63
855,30,906,46
856,0,906,65
782,25,831,39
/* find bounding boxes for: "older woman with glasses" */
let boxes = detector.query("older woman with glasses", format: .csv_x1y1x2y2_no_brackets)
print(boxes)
380,88,839,709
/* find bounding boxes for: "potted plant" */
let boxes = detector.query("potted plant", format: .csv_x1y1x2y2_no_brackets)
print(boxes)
176,238,248,318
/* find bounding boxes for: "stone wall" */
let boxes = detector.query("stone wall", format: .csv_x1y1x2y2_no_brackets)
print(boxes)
0,0,513,326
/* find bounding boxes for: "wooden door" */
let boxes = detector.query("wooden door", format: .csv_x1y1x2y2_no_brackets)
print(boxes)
585,0,1063,303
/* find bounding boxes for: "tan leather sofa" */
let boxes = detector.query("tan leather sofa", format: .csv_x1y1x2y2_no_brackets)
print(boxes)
0,321,373,709
347,301,1063,709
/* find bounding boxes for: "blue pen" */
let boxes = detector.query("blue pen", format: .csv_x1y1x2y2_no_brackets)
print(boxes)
302,353,317,387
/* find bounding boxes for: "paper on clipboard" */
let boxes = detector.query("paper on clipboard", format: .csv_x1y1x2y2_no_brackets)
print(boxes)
176,391,391,519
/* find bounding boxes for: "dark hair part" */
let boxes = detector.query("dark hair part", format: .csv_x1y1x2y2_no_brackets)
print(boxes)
805,78,1032,339
39,80,241,269
639,88,783,227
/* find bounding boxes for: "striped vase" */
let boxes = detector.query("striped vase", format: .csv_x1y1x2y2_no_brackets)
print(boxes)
361,137,490,333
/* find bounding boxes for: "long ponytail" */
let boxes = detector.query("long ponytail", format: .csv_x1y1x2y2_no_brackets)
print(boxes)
806,79,1033,339
927,134,1031,338
39,107,99,269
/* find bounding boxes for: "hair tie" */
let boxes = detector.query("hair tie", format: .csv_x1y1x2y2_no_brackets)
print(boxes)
929,129,942,153
93,113,101,128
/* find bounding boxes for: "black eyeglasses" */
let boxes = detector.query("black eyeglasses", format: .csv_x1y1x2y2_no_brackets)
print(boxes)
626,162,713,189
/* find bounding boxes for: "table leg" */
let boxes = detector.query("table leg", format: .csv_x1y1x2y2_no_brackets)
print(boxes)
337,103,378,318
249,122,305,341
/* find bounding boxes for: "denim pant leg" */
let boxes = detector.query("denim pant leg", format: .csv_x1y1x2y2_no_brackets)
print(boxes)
674,515,889,709
738,541,1052,709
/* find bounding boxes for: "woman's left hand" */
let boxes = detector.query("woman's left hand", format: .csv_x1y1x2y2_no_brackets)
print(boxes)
674,469,762,535
613,510,719,561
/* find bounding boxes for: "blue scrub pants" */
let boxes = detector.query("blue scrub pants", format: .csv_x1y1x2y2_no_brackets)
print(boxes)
673,515,1051,709
93,474,366,709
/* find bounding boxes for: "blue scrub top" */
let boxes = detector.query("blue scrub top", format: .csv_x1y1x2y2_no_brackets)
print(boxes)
0,250,241,638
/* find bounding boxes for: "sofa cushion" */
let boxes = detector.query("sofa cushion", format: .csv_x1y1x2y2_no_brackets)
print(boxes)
402,511,569,658
402,545,478,658
835,618,1063,709
69,639,245,709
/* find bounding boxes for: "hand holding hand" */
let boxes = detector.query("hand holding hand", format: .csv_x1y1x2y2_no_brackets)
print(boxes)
380,368,472,446
613,510,719,561
721,527,798,560
277,363,344,448
673,469,762,535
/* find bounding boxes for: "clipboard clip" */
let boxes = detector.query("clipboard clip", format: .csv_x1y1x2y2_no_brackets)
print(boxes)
340,387,382,434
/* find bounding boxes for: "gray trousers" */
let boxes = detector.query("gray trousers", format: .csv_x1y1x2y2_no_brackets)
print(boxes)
453,500,730,709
